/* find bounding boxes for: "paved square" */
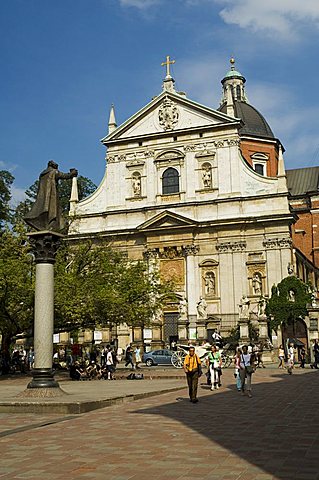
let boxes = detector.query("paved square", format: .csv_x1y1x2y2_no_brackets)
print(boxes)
0,368,318,479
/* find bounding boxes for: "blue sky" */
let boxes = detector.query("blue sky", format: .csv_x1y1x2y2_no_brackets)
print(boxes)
1,0,319,204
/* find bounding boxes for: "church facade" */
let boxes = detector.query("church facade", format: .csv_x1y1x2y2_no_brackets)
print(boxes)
68,58,298,348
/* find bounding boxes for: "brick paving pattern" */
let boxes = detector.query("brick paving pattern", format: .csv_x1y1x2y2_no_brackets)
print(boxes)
0,368,318,479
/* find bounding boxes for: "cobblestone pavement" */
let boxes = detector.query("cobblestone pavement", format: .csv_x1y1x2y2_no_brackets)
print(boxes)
0,368,318,480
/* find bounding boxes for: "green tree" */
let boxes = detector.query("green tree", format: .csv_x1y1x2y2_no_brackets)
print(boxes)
0,227,34,355
0,170,14,228
54,240,174,333
266,276,312,331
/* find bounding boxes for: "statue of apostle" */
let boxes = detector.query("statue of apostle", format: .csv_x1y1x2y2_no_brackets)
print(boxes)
24,160,78,232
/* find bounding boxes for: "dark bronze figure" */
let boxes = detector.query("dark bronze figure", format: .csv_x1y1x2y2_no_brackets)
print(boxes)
24,160,78,232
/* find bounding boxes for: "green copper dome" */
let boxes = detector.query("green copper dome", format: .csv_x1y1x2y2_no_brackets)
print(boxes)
224,68,244,78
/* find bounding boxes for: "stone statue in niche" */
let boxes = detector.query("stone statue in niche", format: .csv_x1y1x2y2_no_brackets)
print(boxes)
197,296,207,319
252,272,262,295
202,164,212,188
239,294,250,318
179,296,188,320
204,271,215,295
24,160,78,232
132,175,141,197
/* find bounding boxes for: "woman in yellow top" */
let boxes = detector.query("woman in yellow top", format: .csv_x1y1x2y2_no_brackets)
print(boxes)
183,346,202,403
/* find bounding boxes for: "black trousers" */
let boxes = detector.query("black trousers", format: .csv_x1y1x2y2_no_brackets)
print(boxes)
186,370,199,401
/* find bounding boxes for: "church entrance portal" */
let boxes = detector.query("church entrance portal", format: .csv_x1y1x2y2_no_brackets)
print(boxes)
281,318,308,355
163,313,179,346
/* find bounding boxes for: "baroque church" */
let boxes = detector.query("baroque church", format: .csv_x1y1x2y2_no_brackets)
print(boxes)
68,57,319,350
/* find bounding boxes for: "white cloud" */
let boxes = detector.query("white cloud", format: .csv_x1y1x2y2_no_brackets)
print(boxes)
215,0,319,39
118,0,161,8
176,57,226,107
10,186,26,208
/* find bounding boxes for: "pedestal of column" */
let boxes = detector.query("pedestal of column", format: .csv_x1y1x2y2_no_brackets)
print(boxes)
258,315,268,340
27,231,64,390
239,317,249,344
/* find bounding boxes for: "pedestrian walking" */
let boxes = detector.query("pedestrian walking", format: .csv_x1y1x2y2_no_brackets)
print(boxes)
239,345,255,397
134,346,141,369
299,346,306,368
310,339,319,369
183,346,201,403
278,345,285,369
234,348,242,392
124,346,135,369
207,345,222,390
256,343,265,368
106,347,114,380
287,343,294,374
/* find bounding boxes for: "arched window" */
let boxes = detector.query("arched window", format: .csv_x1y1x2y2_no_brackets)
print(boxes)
162,167,179,195
236,85,241,100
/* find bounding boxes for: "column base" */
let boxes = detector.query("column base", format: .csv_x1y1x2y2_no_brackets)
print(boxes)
27,368,60,389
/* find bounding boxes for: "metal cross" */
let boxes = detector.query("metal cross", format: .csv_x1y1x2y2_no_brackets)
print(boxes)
161,55,175,77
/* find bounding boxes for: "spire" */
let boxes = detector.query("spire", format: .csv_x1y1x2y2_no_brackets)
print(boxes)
69,176,79,215
277,144,286,177
108,104,117,133
161,55,176,93
221,57,247,107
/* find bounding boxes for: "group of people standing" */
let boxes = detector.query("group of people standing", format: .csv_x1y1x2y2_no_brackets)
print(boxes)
184,344,256,403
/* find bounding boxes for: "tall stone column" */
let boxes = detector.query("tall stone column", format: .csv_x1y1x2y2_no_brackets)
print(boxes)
27,231,64,390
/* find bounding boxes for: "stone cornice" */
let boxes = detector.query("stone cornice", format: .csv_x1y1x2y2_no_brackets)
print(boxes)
262,237,292,249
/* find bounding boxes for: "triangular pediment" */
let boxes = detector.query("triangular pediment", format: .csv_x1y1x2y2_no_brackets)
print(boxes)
102,91,240,144
137,210,197,232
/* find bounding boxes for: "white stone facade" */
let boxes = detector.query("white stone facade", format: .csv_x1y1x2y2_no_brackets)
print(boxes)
68,85,293,346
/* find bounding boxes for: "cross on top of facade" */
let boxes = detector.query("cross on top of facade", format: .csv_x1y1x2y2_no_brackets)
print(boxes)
161,55,175,78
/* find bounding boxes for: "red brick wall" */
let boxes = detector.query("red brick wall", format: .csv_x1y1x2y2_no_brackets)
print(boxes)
240,139,278,177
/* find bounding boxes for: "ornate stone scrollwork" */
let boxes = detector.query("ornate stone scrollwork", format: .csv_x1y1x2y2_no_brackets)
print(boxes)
263,237,292,249
107,155,117,163
184,144,196,152
182,244,200,256
144,150,155,158
213,140,224,148
144,248,160,260
119,154,126,162
29,233,63,264
216,241,246,253
158,98,179,131
227,139,240,147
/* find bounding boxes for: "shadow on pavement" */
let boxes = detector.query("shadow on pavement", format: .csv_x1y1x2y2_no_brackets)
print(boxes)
135,370,319,480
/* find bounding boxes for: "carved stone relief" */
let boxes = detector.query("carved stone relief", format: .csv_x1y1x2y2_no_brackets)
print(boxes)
216,241,246,253
263,237,292,249
158,98,179,131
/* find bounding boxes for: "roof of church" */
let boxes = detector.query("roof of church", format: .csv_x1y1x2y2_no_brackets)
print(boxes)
218,100,275,139
286,166,319,197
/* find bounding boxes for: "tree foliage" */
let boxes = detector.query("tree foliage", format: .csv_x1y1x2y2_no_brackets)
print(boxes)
54,240,175,333
0,170,14,228
0,227,34,353
266,276,312,331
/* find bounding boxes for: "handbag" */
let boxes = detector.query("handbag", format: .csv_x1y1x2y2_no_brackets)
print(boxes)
242,354,254,374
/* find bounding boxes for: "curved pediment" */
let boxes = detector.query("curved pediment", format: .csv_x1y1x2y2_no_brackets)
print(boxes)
199,259,219,267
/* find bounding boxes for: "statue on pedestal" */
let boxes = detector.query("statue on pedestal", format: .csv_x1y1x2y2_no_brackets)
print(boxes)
258,296,267,317
252,273,262,295
24,160,78,232
197,296,207,319
179,296,188,320
239,294,250,318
